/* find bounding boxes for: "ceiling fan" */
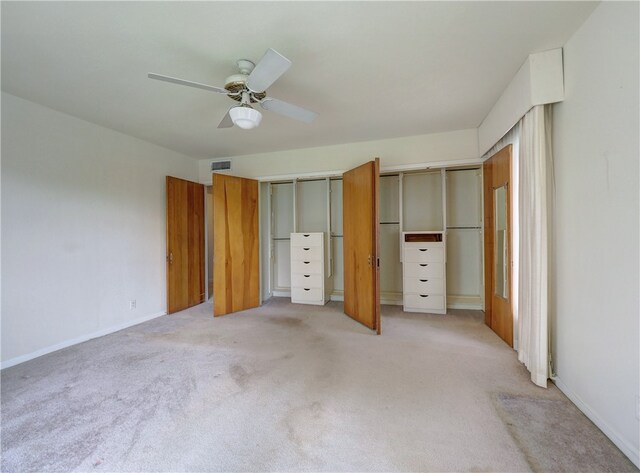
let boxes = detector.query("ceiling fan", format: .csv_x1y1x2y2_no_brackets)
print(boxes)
148,48,318,130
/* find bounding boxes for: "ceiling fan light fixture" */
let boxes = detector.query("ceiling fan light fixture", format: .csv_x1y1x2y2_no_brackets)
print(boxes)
229,106,262,129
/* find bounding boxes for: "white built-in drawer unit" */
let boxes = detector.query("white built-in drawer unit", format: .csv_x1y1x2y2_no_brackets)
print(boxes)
402,231,446,314
290,232,328,305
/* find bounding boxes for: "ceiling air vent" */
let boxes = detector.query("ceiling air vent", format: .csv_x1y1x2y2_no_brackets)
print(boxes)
211,160,232,172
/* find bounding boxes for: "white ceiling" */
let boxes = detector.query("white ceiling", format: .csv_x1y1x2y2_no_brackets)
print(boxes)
1,1,597,159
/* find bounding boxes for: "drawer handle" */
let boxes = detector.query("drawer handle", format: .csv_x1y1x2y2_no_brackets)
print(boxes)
303,247,310,251
304,288,310,291
419,248,428,252
419,264,428,267
420,294,429,298
419,279,428,282
303,261,310,264
304,275,310,278
303,234,310,237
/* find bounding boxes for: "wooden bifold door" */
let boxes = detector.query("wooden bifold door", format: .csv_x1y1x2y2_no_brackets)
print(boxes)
166,176,205,314
343,158,381,334
212,173,260,317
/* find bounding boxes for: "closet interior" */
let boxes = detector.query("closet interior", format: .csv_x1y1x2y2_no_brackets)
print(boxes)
260,166,483,312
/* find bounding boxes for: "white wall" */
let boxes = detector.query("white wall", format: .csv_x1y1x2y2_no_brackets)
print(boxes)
551,2,639,466
1,92,198,366
199,128,479,182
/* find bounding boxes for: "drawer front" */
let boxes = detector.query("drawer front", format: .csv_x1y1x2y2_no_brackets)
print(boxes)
404,246,444,263
291,287,323,302
291,233,323,247
403,262,444,278
404,241,442,250
404,294,445,311
291,259,322,274
291,245,322,261
403,277,444,295
291,273,323,289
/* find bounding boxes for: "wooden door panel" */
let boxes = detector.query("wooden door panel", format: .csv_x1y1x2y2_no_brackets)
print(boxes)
483,145,513,346
343,158,381,333
188,181,205,306
166,176,205,314
213,173,260,316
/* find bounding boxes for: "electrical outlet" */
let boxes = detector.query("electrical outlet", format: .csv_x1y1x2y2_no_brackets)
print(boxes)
129,300,136,310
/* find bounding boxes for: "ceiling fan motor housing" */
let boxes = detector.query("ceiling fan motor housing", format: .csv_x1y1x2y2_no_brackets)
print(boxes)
224,60,265,102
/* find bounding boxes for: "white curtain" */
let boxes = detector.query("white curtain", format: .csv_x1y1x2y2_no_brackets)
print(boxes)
517,105,553,387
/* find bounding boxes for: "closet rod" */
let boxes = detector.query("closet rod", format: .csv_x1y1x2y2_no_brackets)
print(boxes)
445,167,481,173
380,222,400,225
296,177,330,183
402,170,441,176
446,226,481,230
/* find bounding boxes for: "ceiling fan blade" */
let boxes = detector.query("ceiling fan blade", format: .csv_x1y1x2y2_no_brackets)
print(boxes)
260,98,318,124
217,109,234,128
246,49,292,93
148,73,230,94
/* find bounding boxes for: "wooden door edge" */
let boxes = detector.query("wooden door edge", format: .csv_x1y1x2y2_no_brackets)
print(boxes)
374,158,381,335
166,176,172,314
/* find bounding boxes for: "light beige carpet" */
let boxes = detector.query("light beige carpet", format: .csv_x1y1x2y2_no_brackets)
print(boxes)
1,298,636,472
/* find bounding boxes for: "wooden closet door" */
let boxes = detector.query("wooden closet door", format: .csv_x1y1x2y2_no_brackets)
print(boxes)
212,173,260,316
343,158,381,333
483,145,513,346
166,176,205,314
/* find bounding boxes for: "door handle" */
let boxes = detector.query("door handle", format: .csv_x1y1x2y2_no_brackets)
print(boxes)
167,252,173,264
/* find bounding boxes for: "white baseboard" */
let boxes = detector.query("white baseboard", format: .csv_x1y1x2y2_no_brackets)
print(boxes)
447,295,483,310
283,291,479,310
382,300,403,306
329,296,403,305
1,311,166,370
381,292,403,306
552,376,639,468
